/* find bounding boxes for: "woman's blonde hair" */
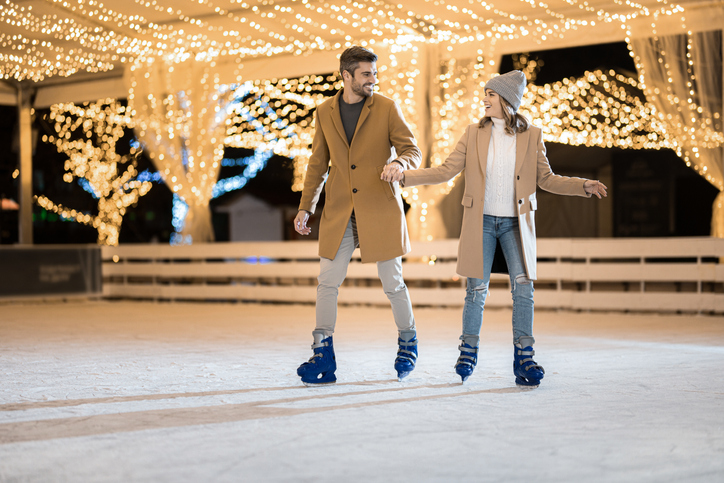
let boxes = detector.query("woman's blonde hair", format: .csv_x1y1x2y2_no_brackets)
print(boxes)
478,93,530,135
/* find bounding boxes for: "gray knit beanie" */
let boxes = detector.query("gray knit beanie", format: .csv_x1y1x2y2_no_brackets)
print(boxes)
484,70,527,112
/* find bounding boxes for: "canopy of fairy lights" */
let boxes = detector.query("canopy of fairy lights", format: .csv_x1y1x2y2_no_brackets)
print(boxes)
1,0,722,242
2,1,719,85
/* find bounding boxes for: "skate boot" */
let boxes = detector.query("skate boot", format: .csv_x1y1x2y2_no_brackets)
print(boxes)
297,330,337,385
394,330,418,381
513,336,544,387
455,335,479,383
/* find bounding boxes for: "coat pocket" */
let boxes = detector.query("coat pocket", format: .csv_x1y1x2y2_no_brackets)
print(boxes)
376,164,397,201
516,192,537,214
461,195,473,208
326,165,335,185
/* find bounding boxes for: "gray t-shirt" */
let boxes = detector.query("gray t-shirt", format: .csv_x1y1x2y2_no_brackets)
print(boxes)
339,95,366,145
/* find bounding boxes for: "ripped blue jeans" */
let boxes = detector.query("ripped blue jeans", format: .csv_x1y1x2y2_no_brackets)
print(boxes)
462,215,534,344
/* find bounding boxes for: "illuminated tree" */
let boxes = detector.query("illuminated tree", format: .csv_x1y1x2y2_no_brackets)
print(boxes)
36,98,153,246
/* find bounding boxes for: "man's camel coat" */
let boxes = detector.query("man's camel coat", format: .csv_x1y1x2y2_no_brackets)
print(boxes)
299,91,421,262
404,122,591,280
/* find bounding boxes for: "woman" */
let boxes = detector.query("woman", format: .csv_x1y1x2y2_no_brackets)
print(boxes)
382,70,607,387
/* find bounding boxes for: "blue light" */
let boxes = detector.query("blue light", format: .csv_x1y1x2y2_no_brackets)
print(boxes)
228,82,253,104
78,178,99,198
172,193,188,234
212,149,274,199
221,156,251,167
170,233,192,246
136,170,164,183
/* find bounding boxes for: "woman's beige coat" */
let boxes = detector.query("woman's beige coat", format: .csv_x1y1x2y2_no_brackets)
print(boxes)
299,91,421,262
404,122,590,280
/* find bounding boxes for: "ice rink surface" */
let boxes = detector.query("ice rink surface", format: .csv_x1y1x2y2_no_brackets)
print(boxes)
1,300,723,482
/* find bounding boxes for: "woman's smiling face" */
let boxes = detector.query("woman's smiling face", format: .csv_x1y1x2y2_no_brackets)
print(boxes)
483,89,503,119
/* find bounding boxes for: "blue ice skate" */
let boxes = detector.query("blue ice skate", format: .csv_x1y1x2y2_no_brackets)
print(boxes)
513,336,544,387
394,334,418,381
297,334,336,385
455,342,479,383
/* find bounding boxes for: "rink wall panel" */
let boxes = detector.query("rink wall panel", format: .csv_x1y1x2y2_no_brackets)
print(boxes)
0,245,101,300
101,237,724,313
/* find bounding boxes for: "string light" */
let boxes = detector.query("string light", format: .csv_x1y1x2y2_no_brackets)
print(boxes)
398,48,492,242
5,0,718,243
1,0,687,82
128,55,247,243
223,73,341,191
626,23,723,190
212,149,274,198
36,98,153,246
523,69,673,151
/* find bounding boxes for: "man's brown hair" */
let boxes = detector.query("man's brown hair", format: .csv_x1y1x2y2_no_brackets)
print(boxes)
339,46,378,78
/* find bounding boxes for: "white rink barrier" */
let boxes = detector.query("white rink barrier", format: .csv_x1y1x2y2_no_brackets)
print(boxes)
101,237,724,313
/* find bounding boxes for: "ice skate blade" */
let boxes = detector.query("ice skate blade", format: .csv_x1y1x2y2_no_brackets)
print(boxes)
515,376,540,389
397,372,413,382
303,381,337,387
301,372,337,386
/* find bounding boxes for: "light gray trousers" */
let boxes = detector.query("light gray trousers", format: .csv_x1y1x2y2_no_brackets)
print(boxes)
315,217,415,336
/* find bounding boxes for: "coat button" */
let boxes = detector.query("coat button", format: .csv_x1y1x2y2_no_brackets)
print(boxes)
517,175,520,180
351,165,356,169
518,200,522,204
353,188,358,193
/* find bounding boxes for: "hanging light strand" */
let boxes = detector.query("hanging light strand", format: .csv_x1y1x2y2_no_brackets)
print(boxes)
0,0,693,82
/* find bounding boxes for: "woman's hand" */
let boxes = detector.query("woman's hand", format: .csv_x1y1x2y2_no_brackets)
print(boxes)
584,180,608,199
381,162,405,182
294,210,312,235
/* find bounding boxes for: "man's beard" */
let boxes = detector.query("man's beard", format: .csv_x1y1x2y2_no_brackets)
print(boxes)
351,78,373,98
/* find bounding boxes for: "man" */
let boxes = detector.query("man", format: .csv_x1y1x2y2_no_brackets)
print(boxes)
294,46,422,385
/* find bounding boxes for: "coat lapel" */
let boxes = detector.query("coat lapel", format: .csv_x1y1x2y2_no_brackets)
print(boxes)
330,91,349,148
476,123,492,178
515,128,531,176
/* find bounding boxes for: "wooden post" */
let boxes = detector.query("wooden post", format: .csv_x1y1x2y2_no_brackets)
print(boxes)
17,86,33,245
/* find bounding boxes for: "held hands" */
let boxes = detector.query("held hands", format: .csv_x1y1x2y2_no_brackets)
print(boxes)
584,180,608,199
294,210,312,236
380,162,405,183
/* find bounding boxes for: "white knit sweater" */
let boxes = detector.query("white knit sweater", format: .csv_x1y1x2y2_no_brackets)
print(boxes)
483,118,517,217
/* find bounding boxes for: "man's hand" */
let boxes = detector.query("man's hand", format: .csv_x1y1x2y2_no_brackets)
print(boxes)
584,180,608,199
294,210,312,235
381,162,404,182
